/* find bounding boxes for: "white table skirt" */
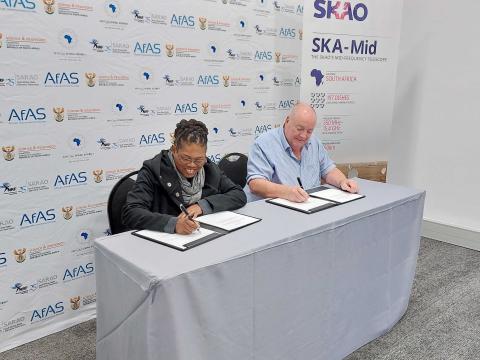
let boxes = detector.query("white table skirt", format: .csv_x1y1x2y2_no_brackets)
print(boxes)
95,179,425,360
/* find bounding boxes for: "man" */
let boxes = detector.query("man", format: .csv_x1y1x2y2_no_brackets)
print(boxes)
245,102,358,202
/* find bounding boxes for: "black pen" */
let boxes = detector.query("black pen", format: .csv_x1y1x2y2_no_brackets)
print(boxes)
179,204,200,231
297,177,304,189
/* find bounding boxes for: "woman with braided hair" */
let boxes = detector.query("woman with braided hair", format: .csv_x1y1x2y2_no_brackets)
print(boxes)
122,119,247,234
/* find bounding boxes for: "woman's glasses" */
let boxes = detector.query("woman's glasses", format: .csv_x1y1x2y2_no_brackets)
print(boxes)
177,154,206,166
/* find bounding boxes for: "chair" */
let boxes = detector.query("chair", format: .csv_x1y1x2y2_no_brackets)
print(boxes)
218,153,248,188
107,170,138,235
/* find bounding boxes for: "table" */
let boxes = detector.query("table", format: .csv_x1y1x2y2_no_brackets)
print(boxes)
95,179,425,360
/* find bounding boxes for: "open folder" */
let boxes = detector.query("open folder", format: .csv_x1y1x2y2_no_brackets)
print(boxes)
266,197,336,214
266,186,365,214
132,211,261,251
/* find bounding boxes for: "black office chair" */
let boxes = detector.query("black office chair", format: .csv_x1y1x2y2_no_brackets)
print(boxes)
218,153,248,188
107,170,138,235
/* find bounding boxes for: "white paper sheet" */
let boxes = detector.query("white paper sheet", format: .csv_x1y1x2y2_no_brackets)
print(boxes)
268,197,334,212
197,211,259,231
135,228,216,250
310,189,364,203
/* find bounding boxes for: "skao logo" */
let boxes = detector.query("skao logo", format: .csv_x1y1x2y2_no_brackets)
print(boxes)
197,75,219,86
20,209,56,227
44,72,79,86
0,0,36,10
170,14,195,28
134,42,161,55
313,0,368,21
174,102,197,114
31,302,64,322
54,172,87,188
139,133,165,146
8,107,46,122
63,262,94,281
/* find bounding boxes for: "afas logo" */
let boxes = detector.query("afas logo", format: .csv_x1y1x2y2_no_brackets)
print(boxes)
207,153,221,163
174,102,197,114
31,302,64,322
170,14,195,28
8,107,46,122
44,72,79,86
134,42,161,55
63,262,94,281
139,133,165,146
0,0,36,10
313,0,368,22
20,209,56,227
54,172,87,188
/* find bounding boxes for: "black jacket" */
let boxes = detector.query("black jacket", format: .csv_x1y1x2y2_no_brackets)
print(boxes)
122,150,247,232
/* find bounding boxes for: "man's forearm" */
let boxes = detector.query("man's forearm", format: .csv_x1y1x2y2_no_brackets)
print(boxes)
248,178,290,199
324,168,347,188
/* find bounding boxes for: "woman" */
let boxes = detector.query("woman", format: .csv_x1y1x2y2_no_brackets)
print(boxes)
122,119,247,234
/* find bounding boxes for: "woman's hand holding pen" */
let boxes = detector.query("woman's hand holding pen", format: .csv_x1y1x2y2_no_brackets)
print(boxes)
176,203,201,235
175,213,200,235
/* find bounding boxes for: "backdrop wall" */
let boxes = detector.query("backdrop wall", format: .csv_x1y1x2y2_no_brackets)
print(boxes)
388,0,480,247
0,0,302,351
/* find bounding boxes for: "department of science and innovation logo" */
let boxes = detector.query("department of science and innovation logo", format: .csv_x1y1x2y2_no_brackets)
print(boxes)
13,248,26,263
84,72,96,87
313,0,368,21
53,106,64,122
2,146,15,161
43,0,55,14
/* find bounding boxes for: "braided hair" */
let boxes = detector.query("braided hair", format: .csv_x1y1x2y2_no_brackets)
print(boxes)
172,119,209,149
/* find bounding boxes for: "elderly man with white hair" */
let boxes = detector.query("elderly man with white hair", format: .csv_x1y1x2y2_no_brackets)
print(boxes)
245,102,358,202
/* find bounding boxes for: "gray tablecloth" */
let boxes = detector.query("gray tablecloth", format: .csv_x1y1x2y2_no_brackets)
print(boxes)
95,179,425,360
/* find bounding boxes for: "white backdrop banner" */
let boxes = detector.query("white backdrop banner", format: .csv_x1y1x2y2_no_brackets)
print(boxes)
0,0,302,351
300,0,403,163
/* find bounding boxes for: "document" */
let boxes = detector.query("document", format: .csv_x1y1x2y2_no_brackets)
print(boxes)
133,228,221,251
197,211,260,232
309,188,364,204
267,196,335,214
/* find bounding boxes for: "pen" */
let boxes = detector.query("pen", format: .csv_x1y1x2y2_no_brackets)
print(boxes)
297,177,304,189
179,204,200,232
